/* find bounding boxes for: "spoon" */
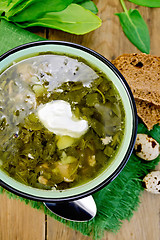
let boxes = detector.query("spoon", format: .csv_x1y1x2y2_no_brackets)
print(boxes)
44,195,97,222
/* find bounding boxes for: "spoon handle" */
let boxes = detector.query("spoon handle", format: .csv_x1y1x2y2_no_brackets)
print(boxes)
44,195,97,222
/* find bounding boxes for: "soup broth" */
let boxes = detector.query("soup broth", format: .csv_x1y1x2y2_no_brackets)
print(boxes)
0,54,125,190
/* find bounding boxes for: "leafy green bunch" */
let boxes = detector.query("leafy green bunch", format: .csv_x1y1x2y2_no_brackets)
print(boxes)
0,0,101,34
0,0,160,54
117,0,160,53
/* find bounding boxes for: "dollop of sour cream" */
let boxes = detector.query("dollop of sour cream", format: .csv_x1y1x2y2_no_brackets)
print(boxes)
37,100,88,138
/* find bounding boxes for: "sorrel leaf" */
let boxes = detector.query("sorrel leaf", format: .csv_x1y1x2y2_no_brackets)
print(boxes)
73,0,98,14
7,0,73,21
72,0,84,3
79,0,98,14
0,0,101,35
7,0,40,17
0,0,27,12
15,4,102,35
7,0,12,5
116,9,150,53
128,0,160,7
0,0,12,12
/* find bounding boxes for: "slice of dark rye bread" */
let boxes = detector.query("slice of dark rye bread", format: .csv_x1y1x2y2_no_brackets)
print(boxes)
112,53,160,106
112,53,160,130
135,99,160,130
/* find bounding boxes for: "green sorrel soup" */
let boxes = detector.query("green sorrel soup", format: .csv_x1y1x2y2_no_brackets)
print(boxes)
0,54,125,190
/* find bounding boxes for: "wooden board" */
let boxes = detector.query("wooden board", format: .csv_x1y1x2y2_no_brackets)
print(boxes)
0,194,45,240
0,1,160,239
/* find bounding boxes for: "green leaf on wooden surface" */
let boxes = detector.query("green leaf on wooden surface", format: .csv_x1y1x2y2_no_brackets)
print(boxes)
128,0,160,7
116,9,150,53
0,0,101,36
7,0,73,21
73,0,98,14
15,4,102,35
79,1,98,14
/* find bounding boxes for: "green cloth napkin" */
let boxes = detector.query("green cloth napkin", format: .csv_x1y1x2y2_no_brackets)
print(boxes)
0,20,45,56
0,19,160,240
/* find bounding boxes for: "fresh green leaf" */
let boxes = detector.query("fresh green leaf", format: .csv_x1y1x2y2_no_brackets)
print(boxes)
73,0,85,3
0,0,24,12
128,0,160,7
116,9,150,53
79,1,98,14
7,0,12,5
0,0,12,12
73,0,98,14
7,0,73,21
15,4,102,35
6,0,41,17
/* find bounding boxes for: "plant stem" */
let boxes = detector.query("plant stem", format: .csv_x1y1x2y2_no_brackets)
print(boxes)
120,0,128,14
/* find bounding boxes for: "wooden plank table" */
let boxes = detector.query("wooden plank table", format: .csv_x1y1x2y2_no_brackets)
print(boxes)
0,1,160,239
